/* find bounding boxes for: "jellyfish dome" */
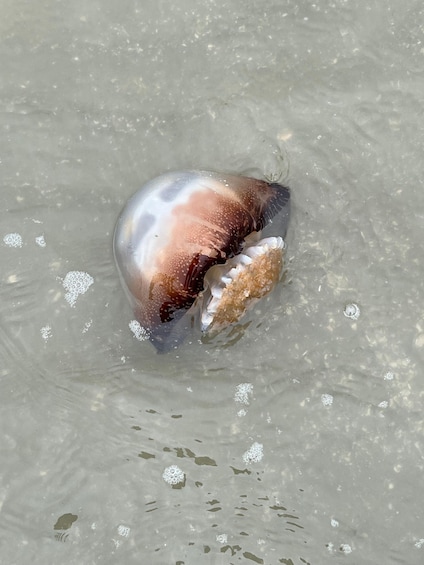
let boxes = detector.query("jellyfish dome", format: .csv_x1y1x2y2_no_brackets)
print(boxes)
113,170,290,351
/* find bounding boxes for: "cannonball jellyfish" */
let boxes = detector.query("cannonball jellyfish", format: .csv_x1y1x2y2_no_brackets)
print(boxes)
113,170,290,352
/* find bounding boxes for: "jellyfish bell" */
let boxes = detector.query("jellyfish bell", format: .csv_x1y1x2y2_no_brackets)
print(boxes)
113,170,290,352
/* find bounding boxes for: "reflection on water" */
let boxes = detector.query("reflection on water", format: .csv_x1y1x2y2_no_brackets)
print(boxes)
1,0,424,564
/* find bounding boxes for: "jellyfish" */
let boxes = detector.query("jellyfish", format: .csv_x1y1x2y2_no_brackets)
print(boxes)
113,170,290,351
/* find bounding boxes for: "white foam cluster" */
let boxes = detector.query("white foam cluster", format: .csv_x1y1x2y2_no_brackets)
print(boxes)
62,271,94,307
321,393,334,407
129,320,150,341
415,539,424,549
234,383,253,405
331,519,339,528
162,465,185,485
242,442,264,464
343,303,360,320
117,525,130,537
35,235,46,247
201,236,284,332
3,233,23,248
40,325,52,341
82,320,92,334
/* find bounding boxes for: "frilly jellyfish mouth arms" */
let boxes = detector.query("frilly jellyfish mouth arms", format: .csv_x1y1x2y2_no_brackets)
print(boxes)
113,170,290,352
199,234,286,334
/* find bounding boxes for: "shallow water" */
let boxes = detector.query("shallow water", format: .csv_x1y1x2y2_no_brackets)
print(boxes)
1,1,424,564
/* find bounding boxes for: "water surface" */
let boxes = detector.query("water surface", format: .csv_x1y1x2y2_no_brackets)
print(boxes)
1,1,424,564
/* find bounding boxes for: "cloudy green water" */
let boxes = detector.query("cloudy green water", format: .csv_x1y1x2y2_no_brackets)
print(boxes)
1,1,424,564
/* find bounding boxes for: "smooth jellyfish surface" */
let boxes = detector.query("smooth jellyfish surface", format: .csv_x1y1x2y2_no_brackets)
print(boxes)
113,170,290,352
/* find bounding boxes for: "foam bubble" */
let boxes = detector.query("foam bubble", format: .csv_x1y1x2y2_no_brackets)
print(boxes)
35,235,46,247
117,525,130,537
331,519,339,528
340,544,352,554
415,539,424,549
82,320,92,334
234,383,253,405
62,271,94,307
3,233,23,248
40,325,52,341
321,393,334,407
343,303,360,320
162,465,185,485
242,442,264,464
129,320,150,341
